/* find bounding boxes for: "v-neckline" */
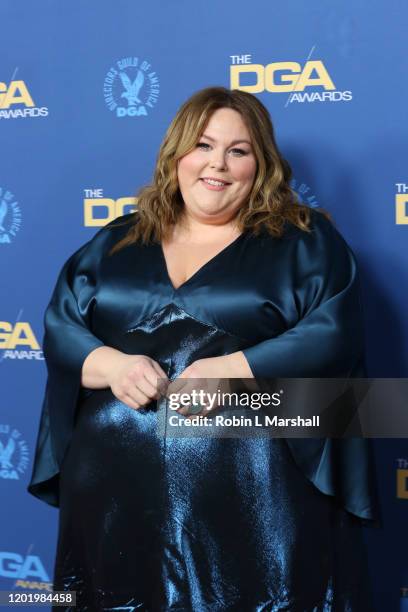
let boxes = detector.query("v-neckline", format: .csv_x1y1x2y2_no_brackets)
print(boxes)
159,231,246,292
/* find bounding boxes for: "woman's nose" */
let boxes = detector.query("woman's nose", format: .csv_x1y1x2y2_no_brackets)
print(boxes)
209,150,227,170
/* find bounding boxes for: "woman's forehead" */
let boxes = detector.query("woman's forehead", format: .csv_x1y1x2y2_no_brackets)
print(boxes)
199,108,252,141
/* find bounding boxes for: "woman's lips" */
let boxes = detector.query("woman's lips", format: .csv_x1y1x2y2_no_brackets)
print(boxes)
199,178,231,191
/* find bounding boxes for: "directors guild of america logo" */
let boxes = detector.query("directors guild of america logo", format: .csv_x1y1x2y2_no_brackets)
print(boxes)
0,186,22,244
0,424,29,480
104,57,160,118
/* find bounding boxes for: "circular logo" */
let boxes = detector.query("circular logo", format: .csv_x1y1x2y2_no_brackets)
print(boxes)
0,424,29,480
290,178,320,208
0,187,22,244
104,56,160,118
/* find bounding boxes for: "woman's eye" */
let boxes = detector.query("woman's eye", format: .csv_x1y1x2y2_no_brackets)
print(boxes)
230,148,248,156
195,143,249,156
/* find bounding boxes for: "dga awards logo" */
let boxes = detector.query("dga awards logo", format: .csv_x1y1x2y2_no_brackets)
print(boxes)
0,424,29,480
0,550,51,591
396,458,408,499
0,76,48,120
83,188,137,227
395,183,408,225
0,319,43,360
229,48,352,105
0,187,22,244
290,178,320,208
104,57,160,117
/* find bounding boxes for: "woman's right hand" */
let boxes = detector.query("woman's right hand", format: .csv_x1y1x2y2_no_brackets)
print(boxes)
108,353,169,410
82,346,169,410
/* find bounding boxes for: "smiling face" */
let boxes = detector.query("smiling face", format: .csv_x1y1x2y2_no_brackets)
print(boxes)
176,107,257,226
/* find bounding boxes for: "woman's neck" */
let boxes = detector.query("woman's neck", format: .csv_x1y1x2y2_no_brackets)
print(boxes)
172,212,241,244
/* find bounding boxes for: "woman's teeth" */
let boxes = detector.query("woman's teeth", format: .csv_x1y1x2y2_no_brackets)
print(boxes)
202,178,229,186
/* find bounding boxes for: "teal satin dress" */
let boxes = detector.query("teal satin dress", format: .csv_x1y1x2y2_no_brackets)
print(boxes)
28,211,377,611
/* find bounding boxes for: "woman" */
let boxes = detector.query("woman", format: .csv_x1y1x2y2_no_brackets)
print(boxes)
28,87,377,611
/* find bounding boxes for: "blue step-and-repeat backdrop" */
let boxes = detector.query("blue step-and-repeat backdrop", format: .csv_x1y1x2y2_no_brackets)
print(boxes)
1,1,407,610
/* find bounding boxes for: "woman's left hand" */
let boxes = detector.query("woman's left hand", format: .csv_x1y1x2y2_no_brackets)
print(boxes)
185,352,254,379
165,352,254,417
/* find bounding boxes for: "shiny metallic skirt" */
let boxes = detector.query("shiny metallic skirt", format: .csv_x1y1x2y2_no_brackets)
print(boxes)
52,388,373,611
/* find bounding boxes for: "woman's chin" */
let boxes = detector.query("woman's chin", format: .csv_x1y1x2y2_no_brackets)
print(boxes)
183,202,240,222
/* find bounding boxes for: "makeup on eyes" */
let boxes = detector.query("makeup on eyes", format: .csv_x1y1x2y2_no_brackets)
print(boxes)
196,142,250,156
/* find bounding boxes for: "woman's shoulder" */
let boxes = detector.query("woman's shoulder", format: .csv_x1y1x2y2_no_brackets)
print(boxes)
56,213,137,276
82,212,137,253
266,208,351,253
282,208,335,240
95,212,137,240
303,209,354,258
255,208,356,273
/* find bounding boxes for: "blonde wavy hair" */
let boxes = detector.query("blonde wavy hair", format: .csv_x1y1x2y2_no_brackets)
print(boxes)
111,86,328,251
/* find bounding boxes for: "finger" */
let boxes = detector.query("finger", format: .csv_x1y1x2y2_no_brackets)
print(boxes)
139,371,161,399
147,364,169,397
194,402,213,417
175,378,203,397
166,378,185,396
183,405,211,420
121,394,142,411
166,375,207,413
168,373,200,394
126,383,152,406
179,408,202,419
177,399,208,417
177,406,191,416
166,381,186,402
151,360,169,382
131,366,166,402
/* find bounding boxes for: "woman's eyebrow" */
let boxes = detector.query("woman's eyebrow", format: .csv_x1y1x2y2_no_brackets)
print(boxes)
201,133,252,146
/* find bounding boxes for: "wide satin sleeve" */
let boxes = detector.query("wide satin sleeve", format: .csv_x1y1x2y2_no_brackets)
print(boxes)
242,213,379,523
242,214,364,378
27,237,106,507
